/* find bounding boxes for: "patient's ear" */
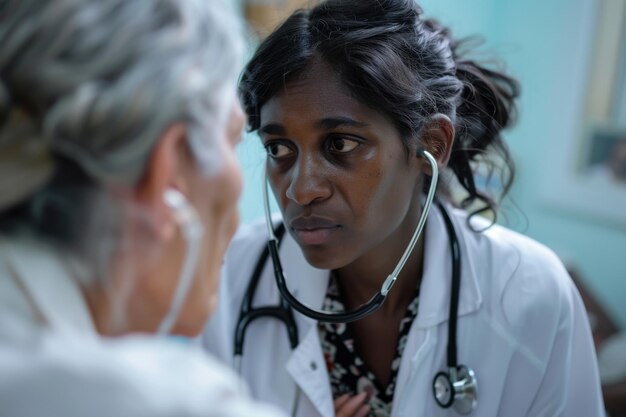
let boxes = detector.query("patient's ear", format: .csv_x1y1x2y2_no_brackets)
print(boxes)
133,123,188,240
418,114,455,176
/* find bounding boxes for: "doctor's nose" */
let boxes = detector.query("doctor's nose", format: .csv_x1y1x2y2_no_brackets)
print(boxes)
285,157,331,206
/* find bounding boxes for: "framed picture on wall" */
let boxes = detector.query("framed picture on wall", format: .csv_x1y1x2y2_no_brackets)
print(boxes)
542,0,626,227
583,127,626,186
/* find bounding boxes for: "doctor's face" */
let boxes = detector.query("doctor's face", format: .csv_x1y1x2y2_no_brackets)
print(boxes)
259,61,424,270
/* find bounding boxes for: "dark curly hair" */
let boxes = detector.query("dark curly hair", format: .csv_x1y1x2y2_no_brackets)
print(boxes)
240,0,519,223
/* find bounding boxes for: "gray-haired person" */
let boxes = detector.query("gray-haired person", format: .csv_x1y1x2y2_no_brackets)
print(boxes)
0,1,285,416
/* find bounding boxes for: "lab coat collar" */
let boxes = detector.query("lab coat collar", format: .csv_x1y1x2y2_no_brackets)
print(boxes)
415,203,482,329
1,237,98,337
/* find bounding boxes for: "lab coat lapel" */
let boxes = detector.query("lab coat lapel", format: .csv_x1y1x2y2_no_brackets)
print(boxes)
414,204,482,329
280,233,333,417
287,325,333,417
392,205,483,416
391,327,436,417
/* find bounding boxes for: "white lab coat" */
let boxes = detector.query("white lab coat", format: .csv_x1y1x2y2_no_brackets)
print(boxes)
0,236,286,417
203,204,605,417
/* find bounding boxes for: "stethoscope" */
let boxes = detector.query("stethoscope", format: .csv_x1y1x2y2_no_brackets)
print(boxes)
234,150,478,414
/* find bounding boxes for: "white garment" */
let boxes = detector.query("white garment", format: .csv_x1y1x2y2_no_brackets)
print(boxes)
203,204,605,417
0,236,287,417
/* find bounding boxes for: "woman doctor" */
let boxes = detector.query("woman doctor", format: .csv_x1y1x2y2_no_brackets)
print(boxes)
0,1,286,416
203,0,605,416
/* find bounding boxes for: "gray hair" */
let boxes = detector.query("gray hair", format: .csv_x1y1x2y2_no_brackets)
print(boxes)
0,0,243,206
0,0,243,281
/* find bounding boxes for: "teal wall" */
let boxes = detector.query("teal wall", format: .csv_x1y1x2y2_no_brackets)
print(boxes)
489,0,626,329
235,0,626,328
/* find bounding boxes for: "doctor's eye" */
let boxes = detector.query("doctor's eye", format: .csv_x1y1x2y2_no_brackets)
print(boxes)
265,142,294,159
328,136,360,153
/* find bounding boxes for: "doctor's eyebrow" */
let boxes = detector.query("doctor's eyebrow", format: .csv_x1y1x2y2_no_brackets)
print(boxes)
259,123,286,136
316,117,369,130
259,117,370,136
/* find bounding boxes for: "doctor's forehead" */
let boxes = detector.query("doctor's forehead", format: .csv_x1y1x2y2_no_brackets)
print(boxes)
258,73,387,134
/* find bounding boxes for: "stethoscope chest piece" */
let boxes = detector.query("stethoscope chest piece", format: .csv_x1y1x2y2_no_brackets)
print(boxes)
433,365,478,414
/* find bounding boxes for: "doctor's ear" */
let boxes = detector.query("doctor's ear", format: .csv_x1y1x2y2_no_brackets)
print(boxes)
417,114,455,176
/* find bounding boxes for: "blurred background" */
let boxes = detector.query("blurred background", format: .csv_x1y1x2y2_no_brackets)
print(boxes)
232,0,626,411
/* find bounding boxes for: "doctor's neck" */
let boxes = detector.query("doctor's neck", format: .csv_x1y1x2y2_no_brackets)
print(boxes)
334,206,427,316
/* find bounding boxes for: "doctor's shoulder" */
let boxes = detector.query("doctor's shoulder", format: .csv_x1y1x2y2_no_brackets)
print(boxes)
460,208,585,346
451,208,605,415
0,335,287,417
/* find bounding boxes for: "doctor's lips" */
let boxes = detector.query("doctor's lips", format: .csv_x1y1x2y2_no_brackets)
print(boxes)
289,216,341,245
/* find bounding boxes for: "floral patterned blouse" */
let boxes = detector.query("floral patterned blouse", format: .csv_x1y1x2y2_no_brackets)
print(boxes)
318,274,420,417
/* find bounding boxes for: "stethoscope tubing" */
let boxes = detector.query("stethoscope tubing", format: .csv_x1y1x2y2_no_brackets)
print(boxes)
440,200,461,370
234,222,301,416
268,238,386,323
262,149,439,323
234,223,298,355
240,201,476,413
